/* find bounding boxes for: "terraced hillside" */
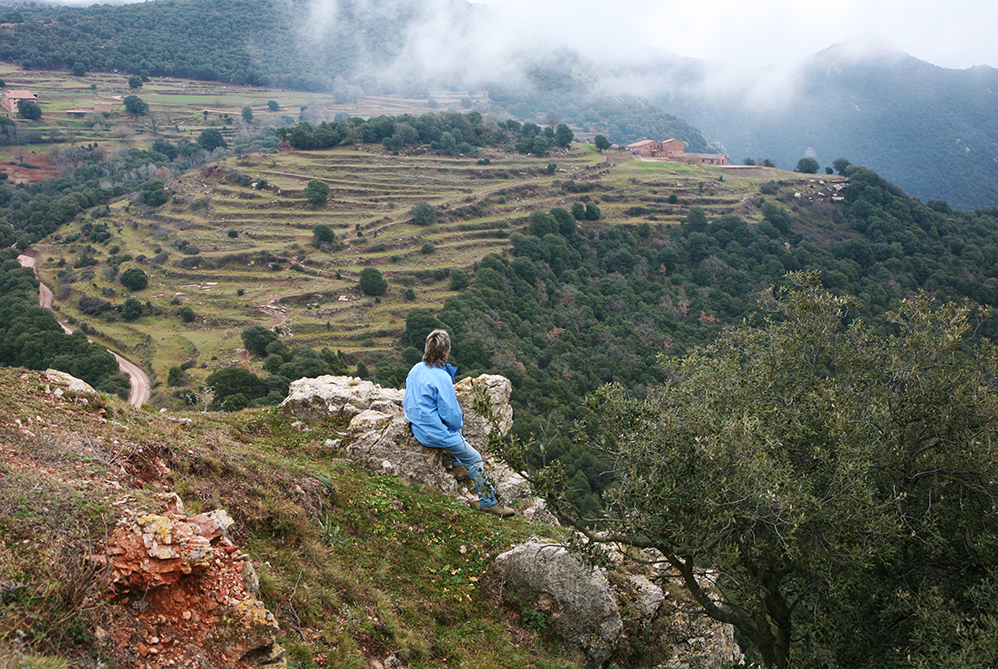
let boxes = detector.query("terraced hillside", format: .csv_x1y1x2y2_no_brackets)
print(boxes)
30,135,825,407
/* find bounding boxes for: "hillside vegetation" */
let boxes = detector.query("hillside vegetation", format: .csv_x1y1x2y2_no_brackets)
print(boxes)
31,129,998,518
5,68,997,515
2,63,998,667
0,366,575,669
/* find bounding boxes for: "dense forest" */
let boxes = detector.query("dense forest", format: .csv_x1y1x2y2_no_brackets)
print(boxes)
0,0,364,89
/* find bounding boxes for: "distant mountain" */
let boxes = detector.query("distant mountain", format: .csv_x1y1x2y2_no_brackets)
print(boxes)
636,36,998,210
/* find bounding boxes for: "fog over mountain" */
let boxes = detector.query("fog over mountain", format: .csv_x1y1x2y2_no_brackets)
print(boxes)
378,0,998,209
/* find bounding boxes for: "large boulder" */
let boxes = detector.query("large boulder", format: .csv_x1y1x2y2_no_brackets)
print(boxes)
454,373,513,441
280,376,403,422
497,541,744,669
345,408,459,494
280,374,553,520
43,368,96,395
496,540,622,667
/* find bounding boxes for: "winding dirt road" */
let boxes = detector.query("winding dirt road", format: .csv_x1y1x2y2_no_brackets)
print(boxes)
16,253,152,408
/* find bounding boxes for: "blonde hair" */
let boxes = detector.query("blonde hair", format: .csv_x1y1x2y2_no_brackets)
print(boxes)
423,329,451,367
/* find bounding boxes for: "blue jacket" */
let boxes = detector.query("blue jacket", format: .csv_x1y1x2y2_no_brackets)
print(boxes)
403,362,463,448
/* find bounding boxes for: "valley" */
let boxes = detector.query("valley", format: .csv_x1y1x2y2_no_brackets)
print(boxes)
6,65,814,408
3,55,997,669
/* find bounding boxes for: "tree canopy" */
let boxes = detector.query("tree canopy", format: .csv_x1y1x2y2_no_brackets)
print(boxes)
119,267,148,291
240,325,278,356
304,179,329,206
795,156,819,174
122,95,147,115
513,272,998,668
197,128,227,151
16,99,40,120
312,223,336,245
410,201,436,226
358,267,387,296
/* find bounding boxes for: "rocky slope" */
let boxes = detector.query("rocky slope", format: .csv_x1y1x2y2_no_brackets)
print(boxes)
0,367,743,669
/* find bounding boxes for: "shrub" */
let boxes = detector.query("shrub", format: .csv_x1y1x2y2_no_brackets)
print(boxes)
167,366,185,386
121,297,142,321
119,267,148,291
410,202,436,226
359,267,387,296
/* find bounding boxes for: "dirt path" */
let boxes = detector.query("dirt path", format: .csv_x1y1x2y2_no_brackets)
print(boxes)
258,293,291,330
17,253,152,408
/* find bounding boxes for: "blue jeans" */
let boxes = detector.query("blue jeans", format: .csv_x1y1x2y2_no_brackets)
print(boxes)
436,438,497,507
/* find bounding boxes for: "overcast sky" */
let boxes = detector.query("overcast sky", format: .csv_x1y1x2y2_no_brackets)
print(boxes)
476,0,998,70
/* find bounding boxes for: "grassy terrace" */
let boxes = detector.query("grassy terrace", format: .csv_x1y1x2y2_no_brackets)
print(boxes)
32,145,800,407
5,65,821,406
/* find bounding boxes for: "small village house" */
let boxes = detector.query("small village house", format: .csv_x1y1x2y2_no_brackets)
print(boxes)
626,138,729,166
1,89,37,114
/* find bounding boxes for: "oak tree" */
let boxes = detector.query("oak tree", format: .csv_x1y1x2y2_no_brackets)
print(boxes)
504,272,998,668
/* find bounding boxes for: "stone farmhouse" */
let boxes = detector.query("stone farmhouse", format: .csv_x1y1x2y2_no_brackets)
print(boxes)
626,138,729,166
1,89,37,114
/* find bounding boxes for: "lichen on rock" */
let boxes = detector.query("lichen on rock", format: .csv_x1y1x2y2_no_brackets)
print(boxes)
99,493,285,668
496,540,745,669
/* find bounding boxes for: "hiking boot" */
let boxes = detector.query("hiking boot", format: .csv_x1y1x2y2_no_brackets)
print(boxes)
471,501,515,518
450,465,471,481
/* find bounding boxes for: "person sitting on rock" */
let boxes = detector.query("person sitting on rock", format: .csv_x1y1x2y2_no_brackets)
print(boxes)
403,329,515,518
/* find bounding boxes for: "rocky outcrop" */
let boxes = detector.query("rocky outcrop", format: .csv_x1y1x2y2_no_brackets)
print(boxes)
99,493,285,668
281,374,554,522
281,373,741,667
496,541,744,669
496,541,623,667
43,368,96,396
281,376,404,423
